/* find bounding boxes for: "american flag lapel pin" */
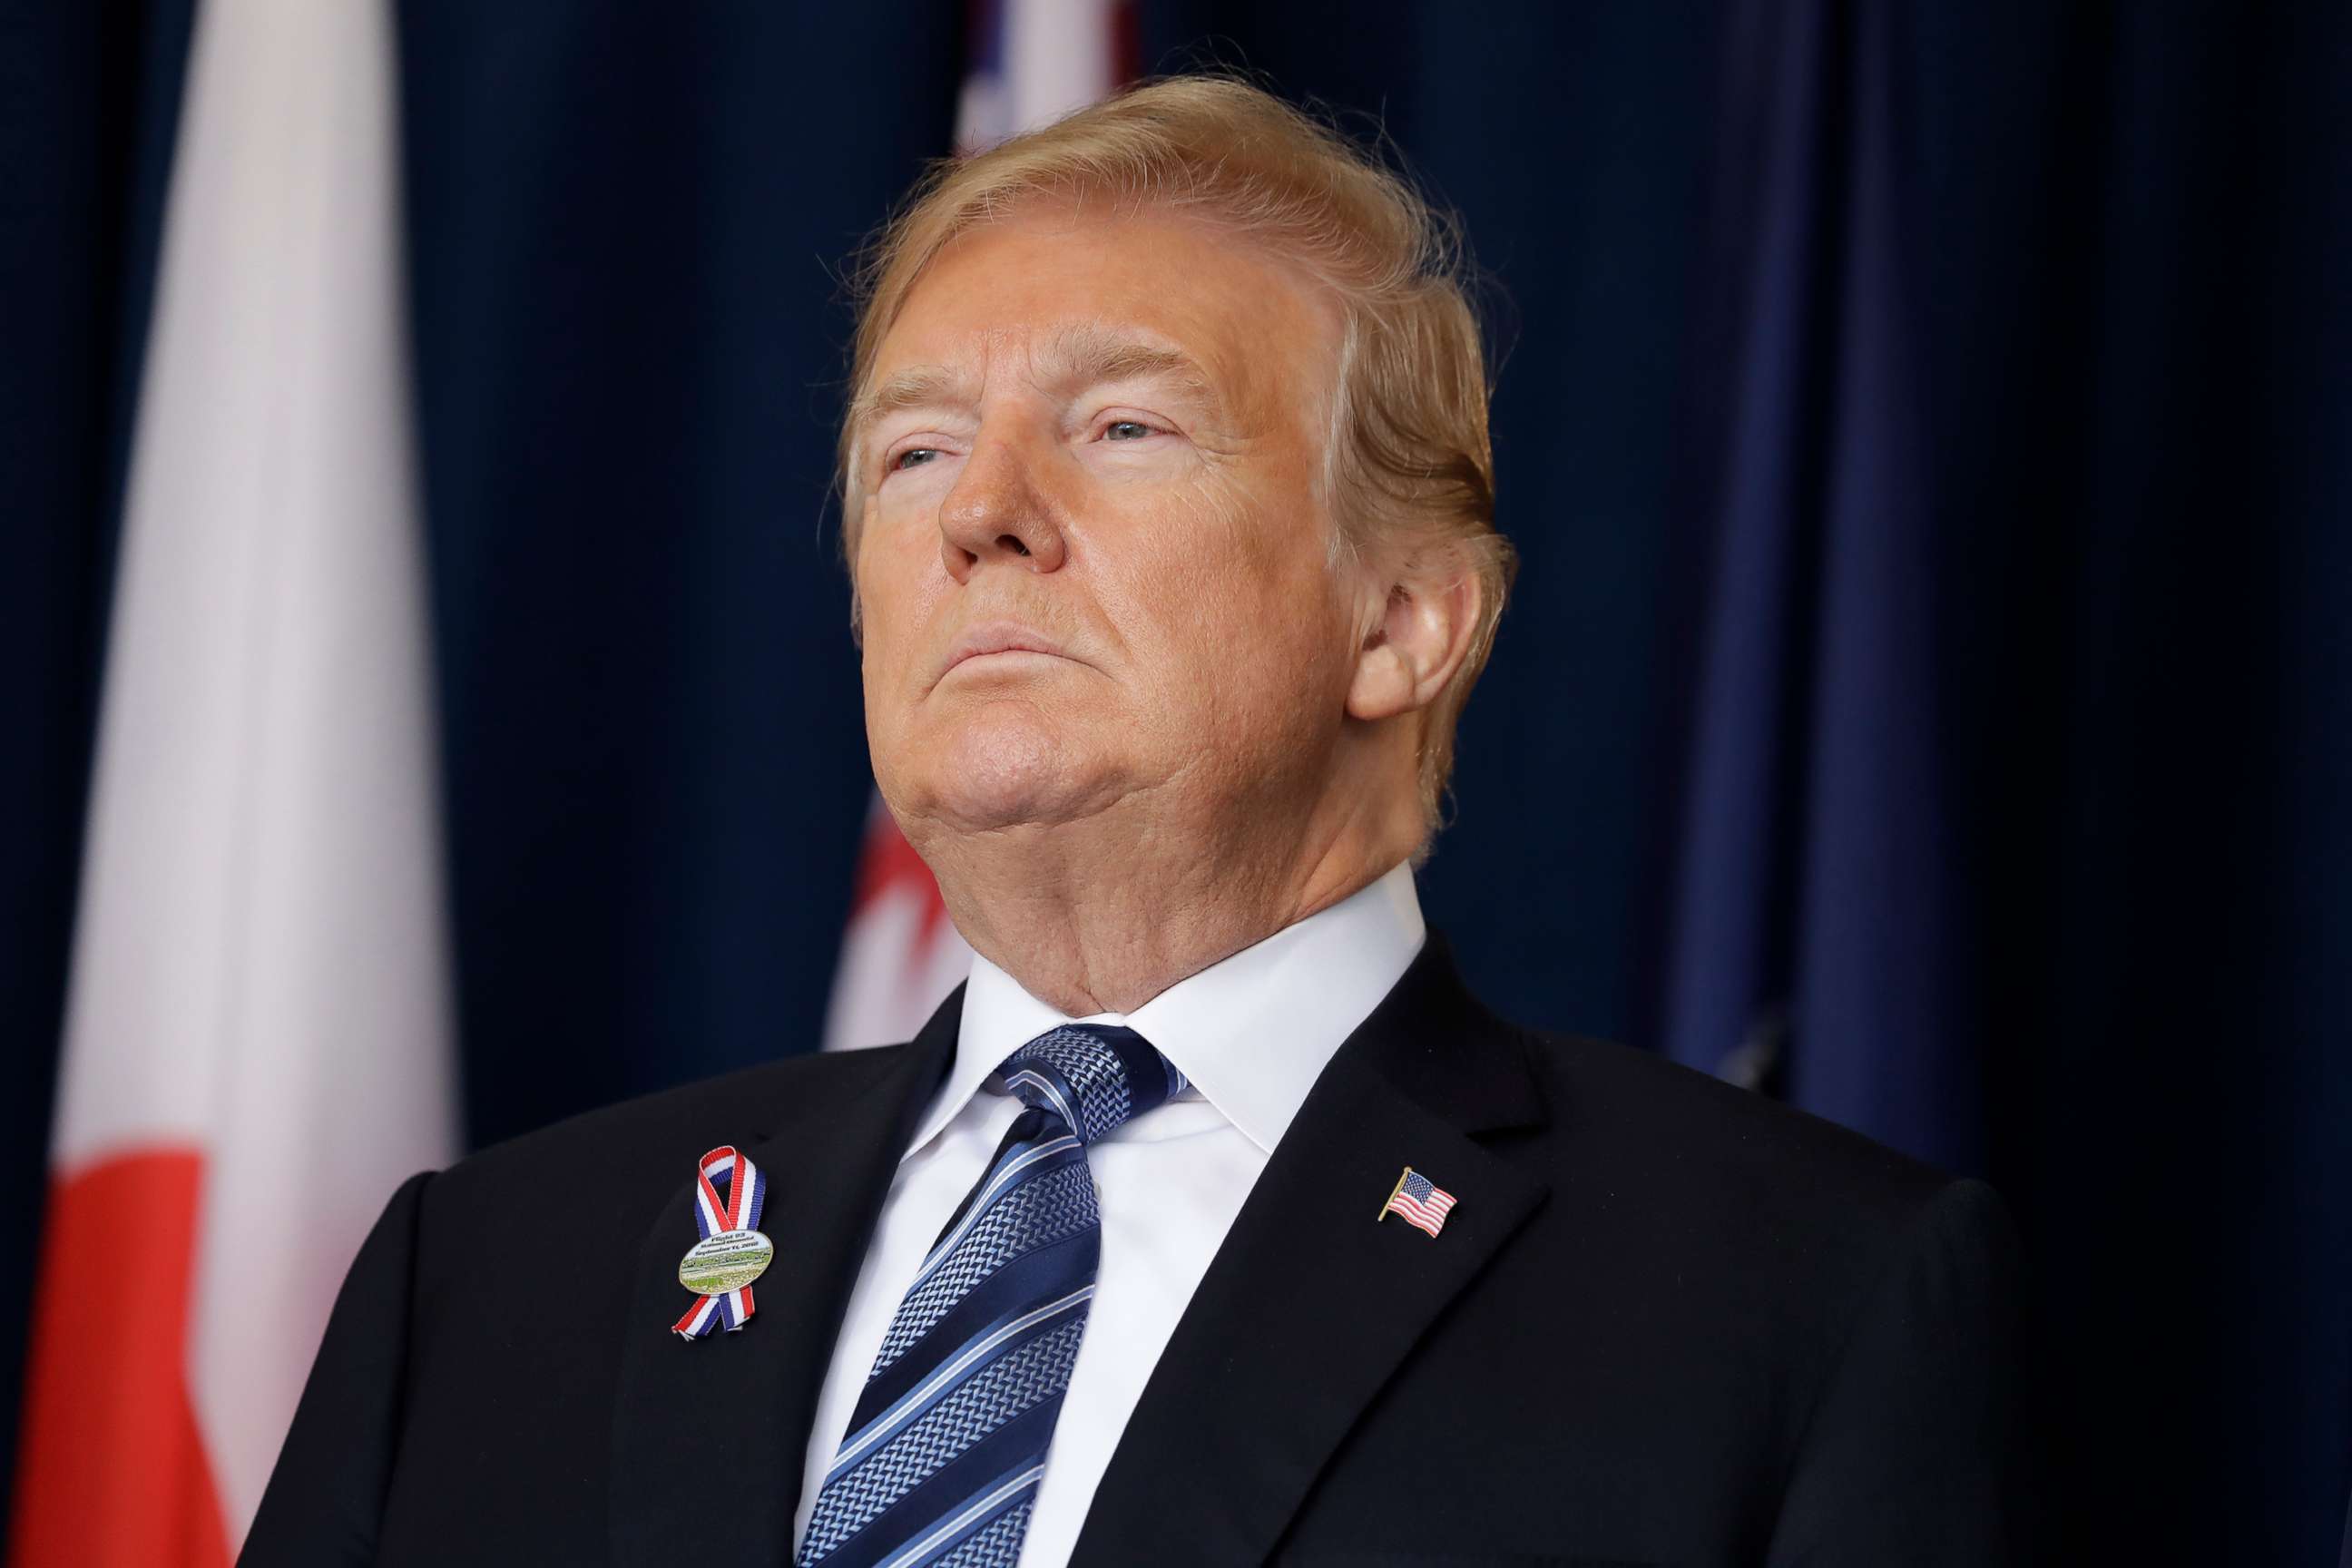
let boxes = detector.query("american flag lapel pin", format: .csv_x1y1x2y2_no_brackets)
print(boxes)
1378,1165,1457,1239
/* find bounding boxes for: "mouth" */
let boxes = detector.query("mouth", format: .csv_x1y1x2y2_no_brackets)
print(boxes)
932,621,1082,689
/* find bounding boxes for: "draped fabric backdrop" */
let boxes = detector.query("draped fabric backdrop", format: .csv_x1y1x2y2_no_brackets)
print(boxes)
5,4,2347,1563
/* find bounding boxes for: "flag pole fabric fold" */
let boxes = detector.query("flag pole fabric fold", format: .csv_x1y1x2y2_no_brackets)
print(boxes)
9,1,455,1561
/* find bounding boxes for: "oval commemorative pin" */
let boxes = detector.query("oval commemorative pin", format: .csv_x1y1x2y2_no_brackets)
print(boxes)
678,1228,774,1296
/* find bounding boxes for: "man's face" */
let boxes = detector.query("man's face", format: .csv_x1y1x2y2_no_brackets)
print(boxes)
852,207,1363,842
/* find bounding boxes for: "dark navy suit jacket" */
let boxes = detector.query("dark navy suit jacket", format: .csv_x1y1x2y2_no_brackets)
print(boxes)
244,936,2026,1565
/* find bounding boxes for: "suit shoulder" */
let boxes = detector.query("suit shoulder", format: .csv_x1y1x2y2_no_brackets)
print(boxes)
1487,1024,2020,1385
1517,1025,1971,1238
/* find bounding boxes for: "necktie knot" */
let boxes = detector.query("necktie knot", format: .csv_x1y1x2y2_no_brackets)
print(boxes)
994,1024,1187,1146
801,1023,1181,1566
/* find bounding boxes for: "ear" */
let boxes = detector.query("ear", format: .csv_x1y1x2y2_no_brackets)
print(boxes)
1345,553,1484,723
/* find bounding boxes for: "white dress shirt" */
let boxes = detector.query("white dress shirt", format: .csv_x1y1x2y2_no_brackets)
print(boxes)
792,861,1426,1566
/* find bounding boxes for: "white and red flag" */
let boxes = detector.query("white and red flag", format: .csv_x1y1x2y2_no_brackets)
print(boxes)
825,0,1133,1052
823,802,978,1052
8,2,455,1563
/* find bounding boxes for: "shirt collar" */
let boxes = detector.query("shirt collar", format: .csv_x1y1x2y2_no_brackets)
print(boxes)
911,861,1426,1159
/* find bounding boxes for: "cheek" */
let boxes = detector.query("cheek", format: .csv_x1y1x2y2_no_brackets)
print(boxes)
855,514,949,681
1204,476,1349,660
1107,485,1349,739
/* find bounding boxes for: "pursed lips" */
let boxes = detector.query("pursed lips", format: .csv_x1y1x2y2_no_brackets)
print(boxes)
930,621,1083,691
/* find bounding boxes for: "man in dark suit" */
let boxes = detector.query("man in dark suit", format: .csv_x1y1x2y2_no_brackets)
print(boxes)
246,77,2023,1567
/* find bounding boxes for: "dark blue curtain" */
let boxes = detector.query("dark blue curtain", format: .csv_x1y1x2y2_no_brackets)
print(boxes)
6,2,2347,1556
395,3,964,1146
1655,0,1971,1163
1649,5,2352,1561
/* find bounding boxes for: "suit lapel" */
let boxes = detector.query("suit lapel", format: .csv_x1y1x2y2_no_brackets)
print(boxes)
609,993,960,1568
1072,939,1551,1567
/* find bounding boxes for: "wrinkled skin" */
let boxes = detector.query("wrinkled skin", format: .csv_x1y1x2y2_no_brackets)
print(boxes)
850,205,1477,1014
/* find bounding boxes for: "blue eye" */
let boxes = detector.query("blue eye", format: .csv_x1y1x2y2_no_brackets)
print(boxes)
891,447,939,471
1103,420,1153,441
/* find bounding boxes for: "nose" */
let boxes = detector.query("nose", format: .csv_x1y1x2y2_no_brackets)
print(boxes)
936,436,1069,583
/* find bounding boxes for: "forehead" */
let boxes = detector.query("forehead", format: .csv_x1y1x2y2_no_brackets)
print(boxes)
867,207,1341,414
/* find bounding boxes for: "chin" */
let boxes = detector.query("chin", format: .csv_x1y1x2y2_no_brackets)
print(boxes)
887,701,1124,833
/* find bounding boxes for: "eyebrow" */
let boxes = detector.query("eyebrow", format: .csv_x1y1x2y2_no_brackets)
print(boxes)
1043,324,1219,408
848,324,1225,445
850,365,974,435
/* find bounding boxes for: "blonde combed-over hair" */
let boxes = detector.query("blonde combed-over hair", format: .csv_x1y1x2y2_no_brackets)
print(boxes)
838,74,1514,838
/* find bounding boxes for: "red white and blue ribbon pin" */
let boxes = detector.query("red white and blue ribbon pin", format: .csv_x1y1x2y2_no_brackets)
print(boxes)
671,1145,773,1338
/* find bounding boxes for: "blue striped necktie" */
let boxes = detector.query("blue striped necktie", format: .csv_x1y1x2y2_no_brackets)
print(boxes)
796,1024,1187,1568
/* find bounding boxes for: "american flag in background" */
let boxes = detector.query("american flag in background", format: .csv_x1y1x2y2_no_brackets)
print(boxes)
823,0,1136,1051
1384,1170,1459,1239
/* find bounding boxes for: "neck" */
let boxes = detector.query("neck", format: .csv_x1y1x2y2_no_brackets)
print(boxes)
909,774,1420,1017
